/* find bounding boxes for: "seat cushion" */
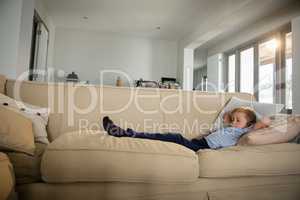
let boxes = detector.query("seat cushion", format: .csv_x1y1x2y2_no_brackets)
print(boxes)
197,143,300,178
41,131,199,183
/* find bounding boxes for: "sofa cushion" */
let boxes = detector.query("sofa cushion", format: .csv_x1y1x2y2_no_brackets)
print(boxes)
238,114,300,146
41,131,199,183
0,93,50,144
197,143,300,178
0,105,35,155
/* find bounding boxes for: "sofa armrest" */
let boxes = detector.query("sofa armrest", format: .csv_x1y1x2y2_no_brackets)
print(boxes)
0,74,7,94
0,152,15,200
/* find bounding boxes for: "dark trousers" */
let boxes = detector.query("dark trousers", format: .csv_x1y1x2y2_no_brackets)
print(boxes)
126,128,210,152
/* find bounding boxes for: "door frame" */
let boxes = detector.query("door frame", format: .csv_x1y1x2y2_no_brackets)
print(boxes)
29,10,49,81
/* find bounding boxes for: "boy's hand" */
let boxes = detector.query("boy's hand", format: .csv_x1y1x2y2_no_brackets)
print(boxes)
261,116,271,126
253,117,271,130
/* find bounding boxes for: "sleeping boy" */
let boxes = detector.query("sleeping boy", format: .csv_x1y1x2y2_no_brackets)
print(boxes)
102,107,271,152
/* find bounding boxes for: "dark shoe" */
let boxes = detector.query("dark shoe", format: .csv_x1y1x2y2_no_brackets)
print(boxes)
103,116,113,132
102,116,132,137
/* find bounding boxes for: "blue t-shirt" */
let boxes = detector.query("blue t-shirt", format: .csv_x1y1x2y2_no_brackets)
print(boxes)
205,127,251,149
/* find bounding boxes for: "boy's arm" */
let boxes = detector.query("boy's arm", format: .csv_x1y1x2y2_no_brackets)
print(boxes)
253,117,271,130
203,112,231,137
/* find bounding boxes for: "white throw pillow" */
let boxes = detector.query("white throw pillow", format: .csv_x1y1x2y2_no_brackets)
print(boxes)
0,93,49,144
212,97,284,130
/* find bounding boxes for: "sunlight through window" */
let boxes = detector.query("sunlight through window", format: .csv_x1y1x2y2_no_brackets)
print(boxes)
240,48,254,94
258,39,276,103
228,54,236,92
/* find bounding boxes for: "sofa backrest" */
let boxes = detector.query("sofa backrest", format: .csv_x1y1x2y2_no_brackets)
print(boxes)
5,79,254,141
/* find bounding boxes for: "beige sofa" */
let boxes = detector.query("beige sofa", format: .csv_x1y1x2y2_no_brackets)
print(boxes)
1,76,300,200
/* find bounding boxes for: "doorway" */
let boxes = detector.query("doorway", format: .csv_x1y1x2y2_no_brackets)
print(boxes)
29,11,49,81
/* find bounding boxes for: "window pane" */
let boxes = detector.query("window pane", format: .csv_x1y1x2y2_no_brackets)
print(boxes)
240,47,254,94
228,54,235,92
286,32,292,109
258,39,277,103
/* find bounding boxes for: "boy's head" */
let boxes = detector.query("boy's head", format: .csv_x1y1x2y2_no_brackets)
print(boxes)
230,107,256,128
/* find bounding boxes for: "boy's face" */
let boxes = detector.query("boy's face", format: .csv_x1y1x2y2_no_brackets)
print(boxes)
231,112,248,128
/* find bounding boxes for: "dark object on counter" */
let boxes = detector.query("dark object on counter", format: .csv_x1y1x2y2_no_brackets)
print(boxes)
66,72,79,82
135,78,159,88
161,77,176,84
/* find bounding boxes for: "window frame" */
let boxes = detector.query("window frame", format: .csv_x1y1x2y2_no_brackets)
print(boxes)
224,23,292,111
281,30,293,113
257,37,277,104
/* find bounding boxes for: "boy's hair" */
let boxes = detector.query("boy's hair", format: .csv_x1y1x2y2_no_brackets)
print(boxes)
231,107,257,127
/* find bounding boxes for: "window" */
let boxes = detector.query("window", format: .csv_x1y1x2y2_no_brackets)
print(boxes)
228,54,236,92
258,39,277,103
285,32,292,109
225,24,292,111
240,47,254,94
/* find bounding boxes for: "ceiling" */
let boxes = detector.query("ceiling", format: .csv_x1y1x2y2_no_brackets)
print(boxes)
42,0,296,42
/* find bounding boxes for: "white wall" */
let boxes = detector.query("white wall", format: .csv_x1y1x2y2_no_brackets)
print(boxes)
194,48,207,69
193,66,207,90
17,0,34,77
207,54,224,92
193,48,208,90
0,0,55,79
0,0,22,78
53,28,178,85
292,16,300,114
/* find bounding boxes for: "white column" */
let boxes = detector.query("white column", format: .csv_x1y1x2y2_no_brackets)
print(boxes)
183,48,194,90
292,17,300,114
